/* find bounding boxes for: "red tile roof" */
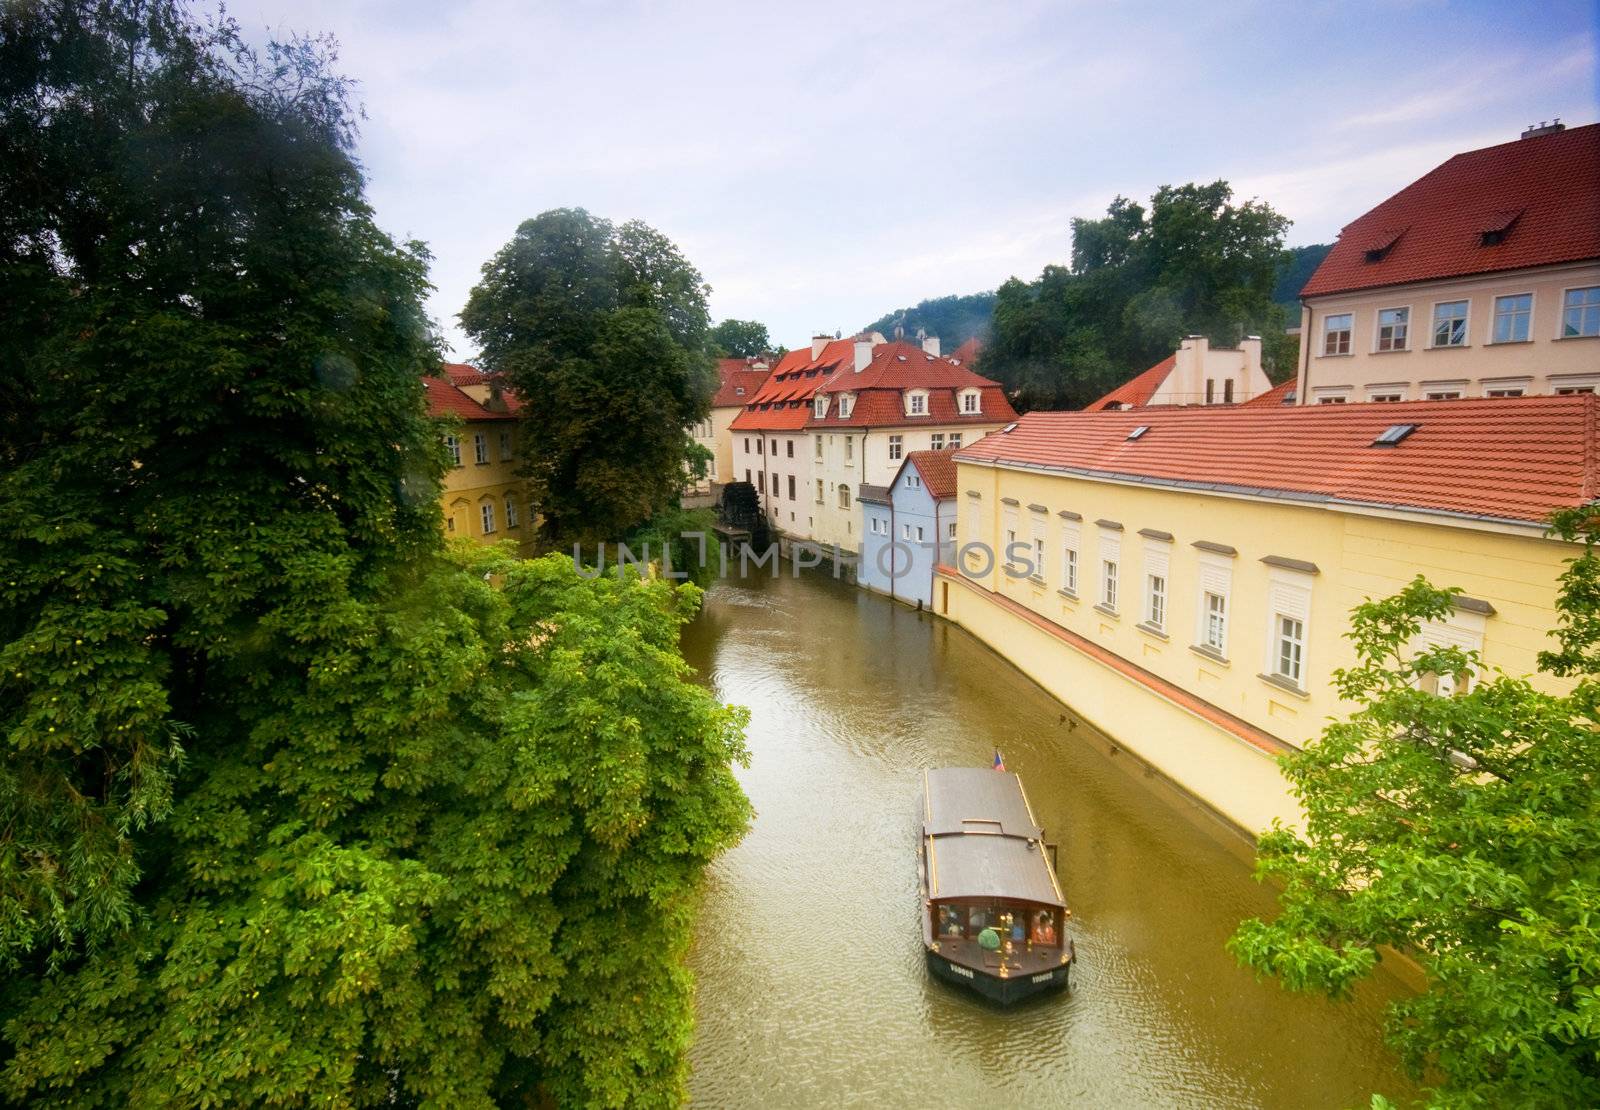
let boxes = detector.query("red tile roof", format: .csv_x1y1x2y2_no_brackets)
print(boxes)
806,341,1017,429
1302,123,1600,298
712,357,772,408
955,394,1598,526
1241,379,1296,407
442,362,492,387
423,375,515,422
903,448,960,499
729,339,859,431
1084,355,1176,412
948,337,983,367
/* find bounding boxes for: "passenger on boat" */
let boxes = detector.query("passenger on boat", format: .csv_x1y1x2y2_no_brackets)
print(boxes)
939,906,964,938
1031,912,1057,946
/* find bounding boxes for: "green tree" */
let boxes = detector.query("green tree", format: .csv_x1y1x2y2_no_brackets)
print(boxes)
709,318,771,358
0,4,748,1105
460,210,716,549
863,290,997,351
1230,508,1600,1109
983,183,1291,410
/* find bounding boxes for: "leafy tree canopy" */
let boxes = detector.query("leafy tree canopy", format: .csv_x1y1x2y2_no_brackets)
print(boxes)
1230,506,1600,1110
709,318,771,358
460,209,716,549
862,291,997,352
0,3,749,1105
1274,242,1333,311
983,182,1292,410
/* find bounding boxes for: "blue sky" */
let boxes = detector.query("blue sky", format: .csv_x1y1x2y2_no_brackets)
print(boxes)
247,0,1597,357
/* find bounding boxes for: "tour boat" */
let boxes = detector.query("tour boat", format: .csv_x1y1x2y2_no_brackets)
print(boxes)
918,765,1075,1004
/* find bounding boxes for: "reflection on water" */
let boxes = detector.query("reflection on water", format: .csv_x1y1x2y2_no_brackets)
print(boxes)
683,572,1414,1109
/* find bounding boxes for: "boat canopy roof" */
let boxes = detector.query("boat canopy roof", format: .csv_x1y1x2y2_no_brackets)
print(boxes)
923,768,1063,907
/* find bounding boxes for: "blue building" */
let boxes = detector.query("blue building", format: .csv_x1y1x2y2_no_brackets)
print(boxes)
858,449,958,607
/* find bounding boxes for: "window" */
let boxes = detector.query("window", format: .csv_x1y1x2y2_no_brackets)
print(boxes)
1147,575,1166,629
474,433,488,464
1317,396,1347,404
960,390,980,414
844,436,853,463
930,433,944,451
888,434,903,461
907,392,928,415
1275,616,1305,684
769,439,778,456
916,526,926,543
480,501,496,534
1369,391,1404,402
787,475,796,500
814,396,828,418
1564,287,1600,337
838,395,853,418
1486,387,1524,398
948,433,962,448
445,434,462,467
815,479,824,503
1376,306,1409,351
743,437,749,453
1425,390,1461,401
505,497,520,528
1101,561,1118,610
1032,536,1045,575
786,440,794,458
902,523,912,540
756,438,763,455
500,431,514,460
838,485,851,509
771,472,780,496
906,473,921,490
1062,548,1078,594
815,435,823,459
1223,379,1235,403
871,517,886,535
1557,385,1596,395
1205,378,1215,404
1431,300,1469,347
1203,592,1227,652
1492,294,1532,343
947,520,957,541
1322,313,1352,355
745,469,751,484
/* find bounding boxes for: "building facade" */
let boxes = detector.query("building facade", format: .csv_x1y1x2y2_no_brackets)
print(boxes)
427,367,534,554
691,356,771,494
1297,122,1600,403
1088,335,1276,410
937,396,1593,835
858,449,959,607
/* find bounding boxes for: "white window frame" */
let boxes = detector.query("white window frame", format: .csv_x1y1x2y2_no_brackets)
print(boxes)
1413,607,1488,695
1098,528,1121,611
1195,553,1233,657
445,434,462,467
1142,542,1171,631
815,479,824,504
931,433,945,451
844,436,854,464
1029,511,1047,583
902,522,912,540
960,389,981,414
838,484,851,510
1429,299,1470,348
1562,285,1600,338
474,433,488,465
1263,568,1314,689
1060,518,1081,595
888,434,903,461
1490,292,1534,344
1374,306,1409,352
480,500,497,534
838,393,854,418
1002,505,1021,575
814,434,823,459
1322,313,1353,356
505,496,520,528
906,390,929,416
948,433,962,448
814,395,828,418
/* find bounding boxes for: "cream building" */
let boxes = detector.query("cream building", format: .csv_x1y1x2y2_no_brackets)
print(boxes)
1088,335,1276,410
939,396,1593,835
1297,121,1600,403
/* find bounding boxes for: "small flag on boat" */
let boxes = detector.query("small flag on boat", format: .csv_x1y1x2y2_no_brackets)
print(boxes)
992,749,1005,772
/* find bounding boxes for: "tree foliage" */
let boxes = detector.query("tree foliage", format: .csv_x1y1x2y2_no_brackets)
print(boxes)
460,210,716,549
1274,242,1333,311
862,291,997,352
0,4,749,1105
709,318,771,358
1230,508,1600,1110
983,183,1292,410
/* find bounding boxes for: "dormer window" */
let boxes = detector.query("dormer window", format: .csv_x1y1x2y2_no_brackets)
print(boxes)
1480,208,1522,247
838,393,854,418
814,395,828,419
905,390,929,416
959,389,981,414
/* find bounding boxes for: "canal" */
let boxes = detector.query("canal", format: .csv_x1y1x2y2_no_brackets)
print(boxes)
681,570,1416,1108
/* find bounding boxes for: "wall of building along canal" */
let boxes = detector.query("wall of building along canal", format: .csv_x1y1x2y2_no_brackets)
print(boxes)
937,569,1299,838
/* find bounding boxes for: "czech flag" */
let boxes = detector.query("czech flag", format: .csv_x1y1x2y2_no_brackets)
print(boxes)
992,749,1006,772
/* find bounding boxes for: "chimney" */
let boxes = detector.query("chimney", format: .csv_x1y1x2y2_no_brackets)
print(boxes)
811,334,829,360
1521,119,1565,140
921,334,941,358
854,336,873,373
1239,334,1262,377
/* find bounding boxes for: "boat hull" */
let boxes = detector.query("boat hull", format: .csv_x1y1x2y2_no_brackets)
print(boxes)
925,948,1071,1005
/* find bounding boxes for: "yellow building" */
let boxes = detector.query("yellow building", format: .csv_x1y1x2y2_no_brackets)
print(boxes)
691,357,771,495
427,366,534,554
937,395,1595,835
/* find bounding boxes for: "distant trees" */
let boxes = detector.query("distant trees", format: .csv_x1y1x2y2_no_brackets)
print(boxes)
0,4,749,1105
460,208,717,548
983,183,1292,410
1230,506,1600,1110
710,317,772,357
1274,243,1334,311
864,291,998,351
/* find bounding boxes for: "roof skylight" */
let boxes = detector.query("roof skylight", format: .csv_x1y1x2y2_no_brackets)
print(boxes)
1372,423,1418,446
1127,425,1150,440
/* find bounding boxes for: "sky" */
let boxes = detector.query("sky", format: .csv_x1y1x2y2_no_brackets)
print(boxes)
242,0,1598,358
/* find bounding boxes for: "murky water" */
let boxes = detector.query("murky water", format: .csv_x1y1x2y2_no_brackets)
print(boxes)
681,571,1416,1109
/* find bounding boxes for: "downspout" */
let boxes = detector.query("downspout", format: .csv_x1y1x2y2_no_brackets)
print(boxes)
1295,298,1312,405
929,496,941,607
888,493,897,601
